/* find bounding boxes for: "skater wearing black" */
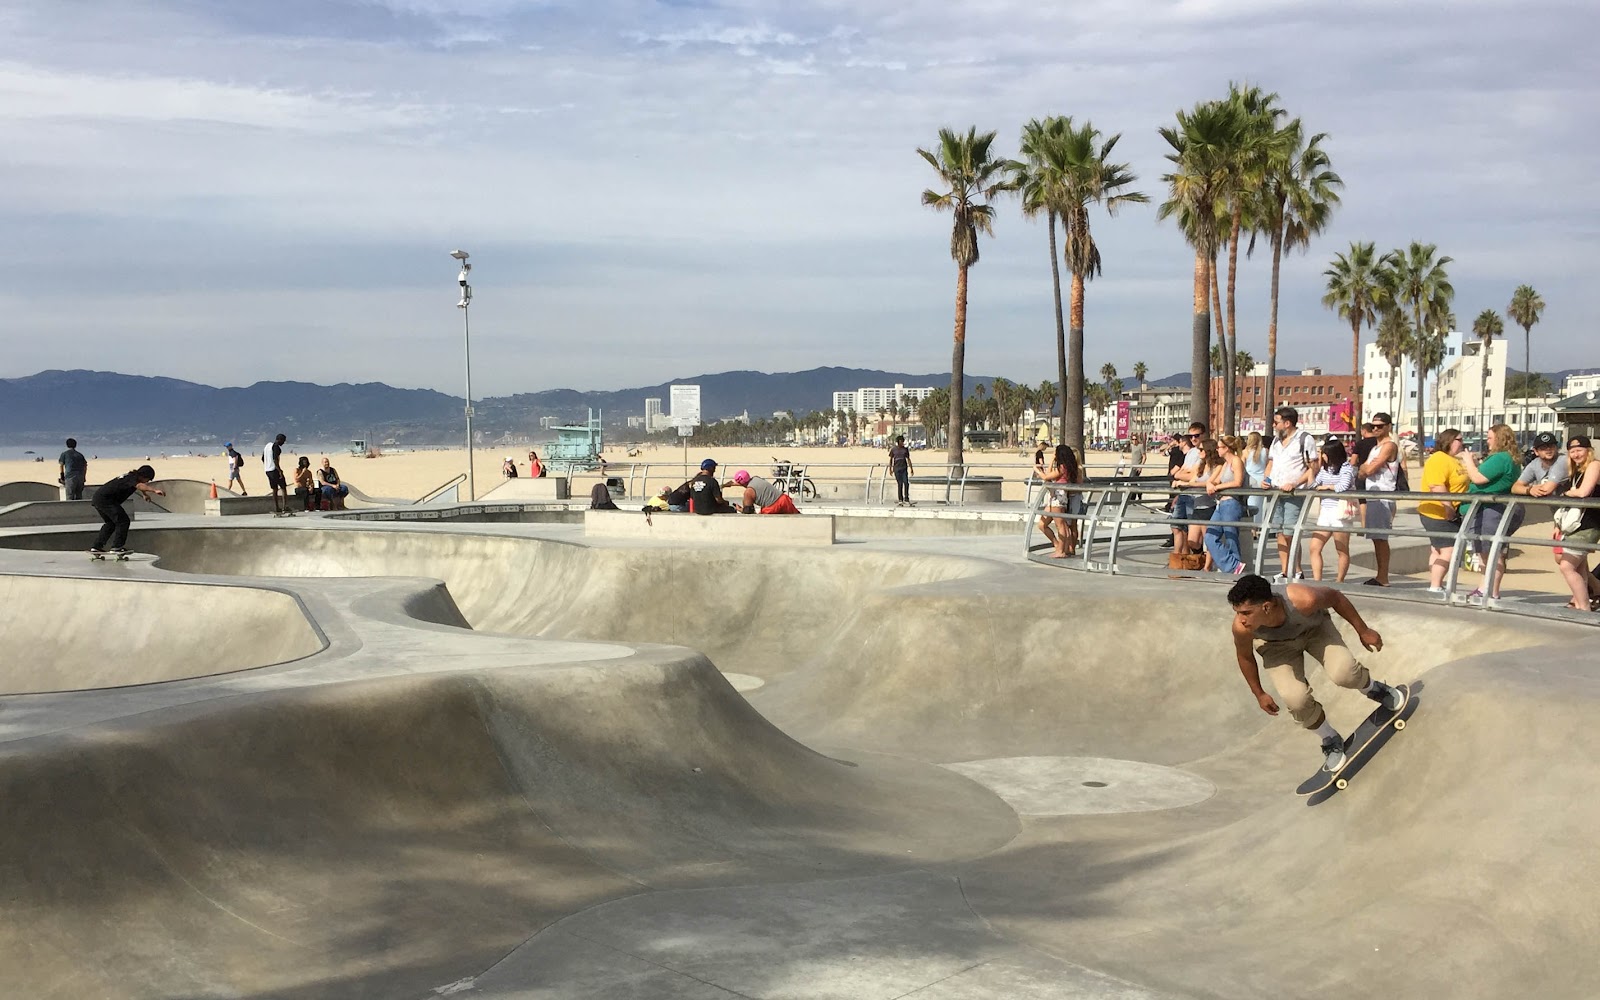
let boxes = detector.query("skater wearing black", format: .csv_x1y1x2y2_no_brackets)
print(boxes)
90,465,164,556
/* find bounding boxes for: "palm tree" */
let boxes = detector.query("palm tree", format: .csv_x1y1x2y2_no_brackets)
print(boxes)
919,126,1011,467
1132,361,1148,387
1160,99,1241,428
1412,326,1448,442
1374,306,1412,418
1013,117,1071,445
1099,362,1119,395
1390,242,1454,445
1472,308,1505,435
1254,119,1341,421
1507,284,1546,444
990,377,1015,446
1086,383,1112,442
1322,242,1391,427
1035,380,1058,437
1029,118,1148,457
918,387,950,447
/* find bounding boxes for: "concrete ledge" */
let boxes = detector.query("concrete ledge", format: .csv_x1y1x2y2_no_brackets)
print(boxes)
207,495,305,517
908,476,1004,504
0,482,60,504
584,509,835,545
480,477,571,501
0,499,138,526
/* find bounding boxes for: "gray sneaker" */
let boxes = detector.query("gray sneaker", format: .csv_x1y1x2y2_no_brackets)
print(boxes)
1320,736,1348,773
1366,681,1404,713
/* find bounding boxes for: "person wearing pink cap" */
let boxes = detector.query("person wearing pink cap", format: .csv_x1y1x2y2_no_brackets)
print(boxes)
730,469,798,514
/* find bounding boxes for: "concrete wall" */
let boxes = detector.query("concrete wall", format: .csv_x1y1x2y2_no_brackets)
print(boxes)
0,499,139,526
480,477,572,501
0,481,59,504
584,510,836,545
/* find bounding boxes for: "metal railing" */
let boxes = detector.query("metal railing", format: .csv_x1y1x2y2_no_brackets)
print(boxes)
1025,480,1600,624
589,460,1040,506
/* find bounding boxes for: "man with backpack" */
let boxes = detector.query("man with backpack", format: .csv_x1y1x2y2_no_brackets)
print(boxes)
1261,407,1320,581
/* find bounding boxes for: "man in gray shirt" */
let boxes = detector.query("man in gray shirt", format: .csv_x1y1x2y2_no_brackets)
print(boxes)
58,438,87,500
1511,431,1574,578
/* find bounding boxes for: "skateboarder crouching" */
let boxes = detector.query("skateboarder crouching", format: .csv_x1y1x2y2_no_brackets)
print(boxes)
1227,573,1404,773
90,465,164,556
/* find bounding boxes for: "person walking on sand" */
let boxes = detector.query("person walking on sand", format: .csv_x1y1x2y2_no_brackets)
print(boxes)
262,433,291,516
888,435,915,506
1227,573,1405,774
89,464,164,556
224,443,248,495
58,438,88,500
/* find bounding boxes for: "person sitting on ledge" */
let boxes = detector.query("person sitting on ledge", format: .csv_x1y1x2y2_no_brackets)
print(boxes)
688,459,736,514
318,457,351,509
730,469,798,514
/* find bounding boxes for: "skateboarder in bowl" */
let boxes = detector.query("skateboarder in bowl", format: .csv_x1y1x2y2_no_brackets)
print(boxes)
1227,573,1405,773
89,464,164,558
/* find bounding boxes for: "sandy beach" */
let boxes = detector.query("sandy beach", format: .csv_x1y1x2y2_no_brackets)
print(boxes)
0,444,1132,503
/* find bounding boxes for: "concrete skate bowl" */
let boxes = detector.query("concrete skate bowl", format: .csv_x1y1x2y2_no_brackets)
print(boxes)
0,574,324,694
0,524,999,667
1,523,1597,998
0,653,1020,999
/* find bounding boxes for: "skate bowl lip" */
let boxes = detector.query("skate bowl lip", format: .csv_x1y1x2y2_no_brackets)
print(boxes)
0,570,328,697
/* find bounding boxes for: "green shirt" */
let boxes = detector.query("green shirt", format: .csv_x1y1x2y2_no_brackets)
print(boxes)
1468,451,1518,494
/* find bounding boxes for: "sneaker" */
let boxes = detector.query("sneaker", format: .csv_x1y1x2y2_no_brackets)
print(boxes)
1231,564,1246,575
1271,574,1288,584
1320,736,1348,773
1465,587,1484,603
1291,572,1305,581
1160,538,1175,549
1365,681,1405,713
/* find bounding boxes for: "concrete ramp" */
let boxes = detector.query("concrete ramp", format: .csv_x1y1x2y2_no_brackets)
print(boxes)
0,481,59,504
0,574,323,693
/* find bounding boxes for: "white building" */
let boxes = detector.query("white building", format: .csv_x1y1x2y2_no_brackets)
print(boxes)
644,397,664,432
832,383,936,419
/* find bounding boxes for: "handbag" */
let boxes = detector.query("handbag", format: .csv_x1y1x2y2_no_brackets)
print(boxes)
1167,552,1205,571
1337,498,1360,521
1554,506,1583,535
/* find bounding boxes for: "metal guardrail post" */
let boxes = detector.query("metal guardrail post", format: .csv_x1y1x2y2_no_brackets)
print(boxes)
1443,497,1480,597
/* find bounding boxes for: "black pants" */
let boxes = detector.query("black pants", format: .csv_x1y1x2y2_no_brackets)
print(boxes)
63,477,85,500
92,500,130,550
894,467,910,502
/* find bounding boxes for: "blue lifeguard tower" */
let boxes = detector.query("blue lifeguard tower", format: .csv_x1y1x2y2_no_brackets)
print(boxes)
545,409,605,472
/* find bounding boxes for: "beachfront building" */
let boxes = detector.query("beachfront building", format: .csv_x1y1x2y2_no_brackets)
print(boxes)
832,384,935,421
1211,366,1360,435
643,397,664,432
1359,333,1546,440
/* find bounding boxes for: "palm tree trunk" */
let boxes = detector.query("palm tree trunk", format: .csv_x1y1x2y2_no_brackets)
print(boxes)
1210,251,1225,432
1350,315,1363,426
948,265,968,468
1225,207,1242,437
1190,250,1210,427
1047,211,1068,447
1413,304,1425,447
1068,270,1086,459
1266,217,1283,425
1522,325,1531,447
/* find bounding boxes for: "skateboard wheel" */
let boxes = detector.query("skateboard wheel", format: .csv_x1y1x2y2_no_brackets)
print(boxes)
1335,778,1348,790
1393,719,1405,730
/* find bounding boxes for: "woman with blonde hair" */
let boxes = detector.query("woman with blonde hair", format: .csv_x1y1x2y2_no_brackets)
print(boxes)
1460,423,1522,600
1418,428,1469,593
1241,431,1267,518
1202,435,1248,573
1555,435,1600,611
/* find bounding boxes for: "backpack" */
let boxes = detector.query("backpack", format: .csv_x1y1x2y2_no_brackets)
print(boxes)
589,482,618,510
1395,459,1410,493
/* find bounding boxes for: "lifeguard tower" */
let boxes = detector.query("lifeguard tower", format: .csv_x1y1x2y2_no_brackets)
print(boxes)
545,409,605,473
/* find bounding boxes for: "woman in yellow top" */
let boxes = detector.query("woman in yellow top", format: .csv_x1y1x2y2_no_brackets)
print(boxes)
1418,428,1468,593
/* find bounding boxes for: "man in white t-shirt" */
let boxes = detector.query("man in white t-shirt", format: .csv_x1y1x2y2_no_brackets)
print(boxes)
261,433,290,516
1261,406,1319,580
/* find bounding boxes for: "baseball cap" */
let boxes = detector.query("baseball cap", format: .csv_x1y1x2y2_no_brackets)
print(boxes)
225,442,233,448
1533,432,1559,448
700,458,717,470
1568,435,1593,449
733,470,751,486
1371,412,1391,424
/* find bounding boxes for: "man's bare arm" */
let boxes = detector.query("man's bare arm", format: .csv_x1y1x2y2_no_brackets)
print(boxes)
1304,584,1383,652
1233,623,1278,715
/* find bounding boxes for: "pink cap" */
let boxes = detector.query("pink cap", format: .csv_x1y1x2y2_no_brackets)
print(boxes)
733,470,751,486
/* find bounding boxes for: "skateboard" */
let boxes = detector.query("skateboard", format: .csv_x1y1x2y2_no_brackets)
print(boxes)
89,549,132,562
1296,683,1411,795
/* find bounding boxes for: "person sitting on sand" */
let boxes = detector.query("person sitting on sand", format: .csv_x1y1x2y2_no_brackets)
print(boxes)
1227,573,1404,774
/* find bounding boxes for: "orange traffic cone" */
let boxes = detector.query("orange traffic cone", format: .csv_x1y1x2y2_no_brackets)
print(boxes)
209,480,219,499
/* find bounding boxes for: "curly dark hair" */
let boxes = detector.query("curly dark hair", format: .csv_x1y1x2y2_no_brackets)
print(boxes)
1227,573,1274,606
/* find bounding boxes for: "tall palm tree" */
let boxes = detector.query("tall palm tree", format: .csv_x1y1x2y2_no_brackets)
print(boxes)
1507,284,1546,443
918,387,950,447
1100,362,1119,395
1160,99,1241,428
1214,83,1287,435
1132,361,1148,387
1086,383,1111,442
1472,308,1505,435
1374,306,1412,418
1037,117,1148,457
1013,117,1071,445
919,126,1011,467
1321,241,1391,424
1253,119,1341,418
1390,242,1454,445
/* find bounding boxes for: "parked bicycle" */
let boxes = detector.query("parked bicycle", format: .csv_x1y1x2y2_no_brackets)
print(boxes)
770,457,817,501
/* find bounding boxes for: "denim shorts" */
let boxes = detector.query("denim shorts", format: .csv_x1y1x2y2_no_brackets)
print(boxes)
1266,494,1305,532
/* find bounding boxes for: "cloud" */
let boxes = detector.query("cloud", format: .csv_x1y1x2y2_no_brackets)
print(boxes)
0,0,1595,399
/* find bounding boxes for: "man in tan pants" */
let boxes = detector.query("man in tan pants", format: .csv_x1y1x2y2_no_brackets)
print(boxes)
1228,574,1405,773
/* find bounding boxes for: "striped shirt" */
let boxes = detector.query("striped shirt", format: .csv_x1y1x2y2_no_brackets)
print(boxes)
1314,462,1357,517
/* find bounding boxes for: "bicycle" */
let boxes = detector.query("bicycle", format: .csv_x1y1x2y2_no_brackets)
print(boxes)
770,457,817,501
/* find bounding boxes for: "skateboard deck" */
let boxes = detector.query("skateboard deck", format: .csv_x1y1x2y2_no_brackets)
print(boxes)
89,550,133,562
1296,683,1411,796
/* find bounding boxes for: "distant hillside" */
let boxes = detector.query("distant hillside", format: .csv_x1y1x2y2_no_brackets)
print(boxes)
0,367,1001,448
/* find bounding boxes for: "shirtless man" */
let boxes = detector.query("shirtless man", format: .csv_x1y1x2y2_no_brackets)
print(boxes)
1227,573,1405,773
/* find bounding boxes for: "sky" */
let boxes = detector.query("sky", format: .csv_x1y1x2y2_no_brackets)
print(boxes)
1,0,1596,397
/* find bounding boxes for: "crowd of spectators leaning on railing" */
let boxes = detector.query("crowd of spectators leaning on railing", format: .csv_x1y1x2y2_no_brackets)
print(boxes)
1034,405,1600,616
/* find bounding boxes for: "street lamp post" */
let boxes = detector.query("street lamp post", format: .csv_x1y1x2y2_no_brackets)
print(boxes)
451,249,475,501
